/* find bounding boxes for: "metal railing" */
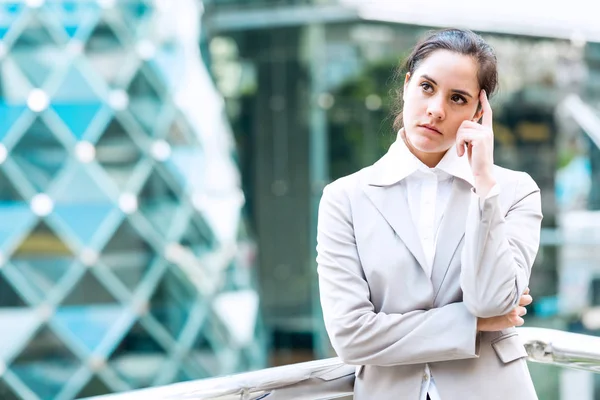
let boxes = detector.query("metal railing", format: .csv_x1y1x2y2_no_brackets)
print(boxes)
86,327,600,400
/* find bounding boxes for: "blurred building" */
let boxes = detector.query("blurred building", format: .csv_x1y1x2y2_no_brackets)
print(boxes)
203,0,600,398
0,1,264,399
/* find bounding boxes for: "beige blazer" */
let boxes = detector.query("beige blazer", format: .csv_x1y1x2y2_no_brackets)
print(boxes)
316,144,543,400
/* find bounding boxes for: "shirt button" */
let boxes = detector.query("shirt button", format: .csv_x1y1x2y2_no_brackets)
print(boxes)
423,373,429,381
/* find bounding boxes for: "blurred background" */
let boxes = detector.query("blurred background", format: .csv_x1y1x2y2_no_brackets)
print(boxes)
0,0,599,399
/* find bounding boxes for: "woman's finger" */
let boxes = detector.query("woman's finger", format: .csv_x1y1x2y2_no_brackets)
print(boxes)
479,89,493,128
456,129,486,157
518,306,527,316
519,294,533,306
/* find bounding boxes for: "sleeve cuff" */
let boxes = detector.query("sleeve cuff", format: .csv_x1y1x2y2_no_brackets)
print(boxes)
471,184,500,211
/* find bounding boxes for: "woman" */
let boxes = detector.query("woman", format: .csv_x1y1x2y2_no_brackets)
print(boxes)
316,28,542,400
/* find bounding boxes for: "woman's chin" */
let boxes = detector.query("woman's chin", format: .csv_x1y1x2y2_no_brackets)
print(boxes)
406,134,446,154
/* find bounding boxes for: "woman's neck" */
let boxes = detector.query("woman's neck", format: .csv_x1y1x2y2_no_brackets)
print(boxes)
401,133,446,168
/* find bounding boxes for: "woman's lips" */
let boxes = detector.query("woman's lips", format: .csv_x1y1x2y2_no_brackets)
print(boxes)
419,124,442,134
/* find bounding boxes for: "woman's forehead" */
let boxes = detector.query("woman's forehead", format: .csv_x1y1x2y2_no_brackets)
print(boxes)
415,50,480,91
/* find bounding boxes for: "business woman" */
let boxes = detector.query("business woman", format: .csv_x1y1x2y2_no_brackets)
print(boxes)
316,29,542,399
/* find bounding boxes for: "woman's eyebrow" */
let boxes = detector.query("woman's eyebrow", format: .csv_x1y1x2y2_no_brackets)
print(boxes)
421,74,474,99
452,89,474,99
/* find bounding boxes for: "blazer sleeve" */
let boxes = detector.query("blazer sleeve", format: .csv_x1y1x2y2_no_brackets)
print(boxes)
460,172,543,318
317,182,479,367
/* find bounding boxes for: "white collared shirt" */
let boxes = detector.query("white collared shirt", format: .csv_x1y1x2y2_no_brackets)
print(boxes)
390,136,472,400
375,133,500,399
404,166,454,278
402,161,451,400
406,168,449,400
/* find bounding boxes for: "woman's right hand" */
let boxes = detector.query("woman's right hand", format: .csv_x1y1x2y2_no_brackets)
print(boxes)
477,288,532,332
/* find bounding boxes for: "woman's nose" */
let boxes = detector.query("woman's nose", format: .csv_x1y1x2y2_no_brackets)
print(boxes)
427,97,445,120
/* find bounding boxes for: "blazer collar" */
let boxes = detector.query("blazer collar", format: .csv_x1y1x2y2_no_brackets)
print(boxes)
367,129,474,188
361,130,473,280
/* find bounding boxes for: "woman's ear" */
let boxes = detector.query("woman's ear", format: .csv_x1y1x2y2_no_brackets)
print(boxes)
403,72,410,100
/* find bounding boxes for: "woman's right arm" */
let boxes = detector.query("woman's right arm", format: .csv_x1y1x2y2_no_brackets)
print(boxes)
317,182,524,367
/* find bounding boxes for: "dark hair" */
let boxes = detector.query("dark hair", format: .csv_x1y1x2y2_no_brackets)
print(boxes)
392,28,498,130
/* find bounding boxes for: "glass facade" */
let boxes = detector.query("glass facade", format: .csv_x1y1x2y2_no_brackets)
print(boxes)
0,1,264,399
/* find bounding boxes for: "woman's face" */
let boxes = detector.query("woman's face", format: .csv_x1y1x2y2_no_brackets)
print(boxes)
402,49,483,165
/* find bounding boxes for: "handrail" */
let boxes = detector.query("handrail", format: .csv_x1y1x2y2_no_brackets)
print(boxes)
85,327,600,400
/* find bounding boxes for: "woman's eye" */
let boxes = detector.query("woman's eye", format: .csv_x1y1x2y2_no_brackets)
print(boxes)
451,94,466,104
420,83,433,92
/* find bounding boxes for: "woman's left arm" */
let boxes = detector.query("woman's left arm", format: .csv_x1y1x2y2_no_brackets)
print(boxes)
456,91,543,318
460,172,542,318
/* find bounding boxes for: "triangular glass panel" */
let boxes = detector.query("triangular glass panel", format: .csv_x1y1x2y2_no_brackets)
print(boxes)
61,270,118,306
0,273,27,307
0,102,27,142
11,256,73,300
166,147,205,192
13,220,72,258
0,58,34,103
120,2,153,23
0,378,21,400
0,168,25,202
174,368,193,383
0,308,40,363
43,2,99,41
0,169,34,251
188,331,220,377
84,19,128,86
127,65,164,100
11,117,68,192
10,16,63,87
74,375,112,399
12,220,73,299
165,113,197,146
53,168,115,246
138,170,180,238
179,215,214,256
50,63,104,138
54,304,124,352
9,326,80,400
95,118,143,190
147,55,176,95
0,4,25,42
149,266,197,340
53,164,114,205
54,203,114,247
118,2,153,40
101,219,156,293
127,66,164,136
53,64,100,102
52,103,104,140
64,26,77,38
0,204,34,252
108,321,167,388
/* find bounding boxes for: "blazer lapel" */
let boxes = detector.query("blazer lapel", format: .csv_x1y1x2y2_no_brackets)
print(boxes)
431,179,472,298
362,183,428,271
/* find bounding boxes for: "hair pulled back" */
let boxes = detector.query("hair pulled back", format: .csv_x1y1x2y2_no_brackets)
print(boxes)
393,28,498,130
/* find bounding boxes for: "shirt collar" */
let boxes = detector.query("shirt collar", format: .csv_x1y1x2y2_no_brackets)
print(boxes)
369,130,474,187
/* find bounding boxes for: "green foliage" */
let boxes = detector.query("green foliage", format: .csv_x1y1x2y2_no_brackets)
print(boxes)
327,57,403,179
